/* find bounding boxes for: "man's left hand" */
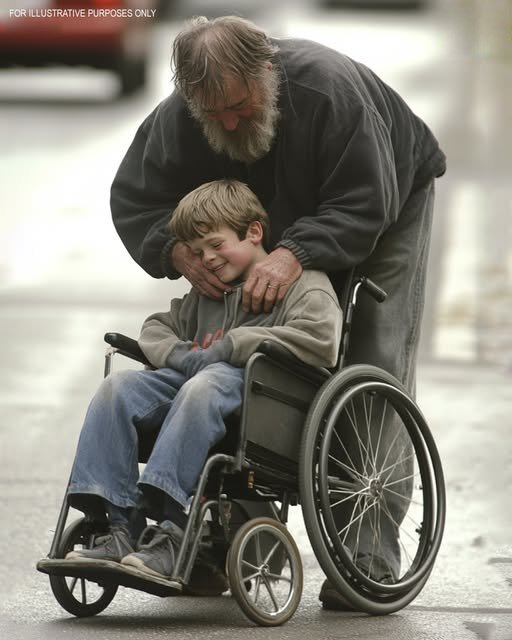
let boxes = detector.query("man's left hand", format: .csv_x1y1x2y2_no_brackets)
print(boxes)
242,247,303,314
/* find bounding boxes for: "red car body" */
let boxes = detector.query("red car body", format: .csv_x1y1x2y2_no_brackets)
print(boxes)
0,0,157,94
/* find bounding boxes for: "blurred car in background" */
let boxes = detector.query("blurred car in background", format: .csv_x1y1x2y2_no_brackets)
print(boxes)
323,0,425,7
0,0,159,96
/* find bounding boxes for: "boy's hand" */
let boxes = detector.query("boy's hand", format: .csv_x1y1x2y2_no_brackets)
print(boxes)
242,248,302,314
169,340,234,379
182,340,233,378
171,242,230,299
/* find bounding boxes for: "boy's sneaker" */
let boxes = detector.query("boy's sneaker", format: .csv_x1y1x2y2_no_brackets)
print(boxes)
65,525,134,563
121,520,181,580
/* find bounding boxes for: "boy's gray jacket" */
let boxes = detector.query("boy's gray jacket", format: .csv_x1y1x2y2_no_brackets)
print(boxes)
138,270,342,369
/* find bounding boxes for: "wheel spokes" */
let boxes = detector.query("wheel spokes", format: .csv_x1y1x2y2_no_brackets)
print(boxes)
318,380,436,588
80,578,87,605
233,523,302,621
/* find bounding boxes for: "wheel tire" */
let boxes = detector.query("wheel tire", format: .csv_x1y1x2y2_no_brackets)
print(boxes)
49,518,118,617
299,365,445,615
227,517,303,626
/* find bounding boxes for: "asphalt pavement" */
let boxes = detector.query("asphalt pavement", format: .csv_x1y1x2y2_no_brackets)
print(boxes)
0,0,511,638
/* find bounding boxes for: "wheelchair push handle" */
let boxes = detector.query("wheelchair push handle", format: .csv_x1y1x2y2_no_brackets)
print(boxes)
359,276,387,303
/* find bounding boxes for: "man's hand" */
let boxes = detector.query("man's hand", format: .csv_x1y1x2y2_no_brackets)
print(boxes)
242,247,303,314
171,241,230,299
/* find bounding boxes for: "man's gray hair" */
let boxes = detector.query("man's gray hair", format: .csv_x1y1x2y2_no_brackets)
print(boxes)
171,15,279,108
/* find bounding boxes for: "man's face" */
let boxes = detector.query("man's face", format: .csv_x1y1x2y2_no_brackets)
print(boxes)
187,68,280,164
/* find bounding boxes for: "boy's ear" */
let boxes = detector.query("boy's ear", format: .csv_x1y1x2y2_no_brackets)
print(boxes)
246,221,263,244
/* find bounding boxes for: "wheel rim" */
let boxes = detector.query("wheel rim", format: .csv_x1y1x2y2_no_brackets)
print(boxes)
299,366,445,612
230,520,302,624
50,519,117,615
52,573,111,609
318,381,440,595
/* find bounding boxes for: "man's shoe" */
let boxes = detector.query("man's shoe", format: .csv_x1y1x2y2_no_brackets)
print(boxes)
319,579,358,611
183,559,229,596
65,525,134,563
121,520,181,580
319,574,396,611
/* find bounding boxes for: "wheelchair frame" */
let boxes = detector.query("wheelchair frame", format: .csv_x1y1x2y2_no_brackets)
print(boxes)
37,273,446,626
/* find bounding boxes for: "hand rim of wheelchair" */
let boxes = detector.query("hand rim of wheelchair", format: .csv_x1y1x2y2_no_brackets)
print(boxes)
227,517,303,627
48,517,118,617
319,380,443,593
299,365,446,614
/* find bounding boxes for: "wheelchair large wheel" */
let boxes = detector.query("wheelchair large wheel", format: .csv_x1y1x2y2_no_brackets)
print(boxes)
227,517,303,626
300,365,445,615
49,518,118,617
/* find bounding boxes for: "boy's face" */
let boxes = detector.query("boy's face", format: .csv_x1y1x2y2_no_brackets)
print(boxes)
186,223,264,283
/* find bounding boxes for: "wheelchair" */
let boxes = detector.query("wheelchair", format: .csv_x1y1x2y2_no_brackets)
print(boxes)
37,272,446,627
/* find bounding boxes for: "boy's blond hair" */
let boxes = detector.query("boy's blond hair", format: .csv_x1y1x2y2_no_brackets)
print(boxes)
168,179,269,247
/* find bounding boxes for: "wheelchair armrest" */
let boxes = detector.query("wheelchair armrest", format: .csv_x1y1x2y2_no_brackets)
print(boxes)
255,340,331,386
104,332,153,367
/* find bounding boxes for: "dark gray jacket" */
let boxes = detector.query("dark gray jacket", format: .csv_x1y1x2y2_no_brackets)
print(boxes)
111,38,446,282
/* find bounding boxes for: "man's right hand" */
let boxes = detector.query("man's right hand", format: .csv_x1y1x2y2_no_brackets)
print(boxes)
171,241,230,299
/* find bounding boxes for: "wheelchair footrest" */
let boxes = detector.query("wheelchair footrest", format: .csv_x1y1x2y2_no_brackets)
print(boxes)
37,558,183,598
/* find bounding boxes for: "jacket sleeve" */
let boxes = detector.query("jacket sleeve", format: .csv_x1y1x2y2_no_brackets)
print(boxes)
226,285,342,368
278,103,399,271
138,293,199,368
110,95,212,279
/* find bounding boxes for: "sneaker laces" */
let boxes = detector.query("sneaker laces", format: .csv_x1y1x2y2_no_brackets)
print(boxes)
136,524,163,549
92,526,126,548
136,523,181,557
93,533,113,547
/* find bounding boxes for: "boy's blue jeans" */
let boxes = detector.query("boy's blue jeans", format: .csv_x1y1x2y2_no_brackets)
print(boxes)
67,363,245,517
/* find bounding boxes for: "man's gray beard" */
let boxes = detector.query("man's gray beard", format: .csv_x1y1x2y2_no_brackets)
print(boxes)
188,74,281,164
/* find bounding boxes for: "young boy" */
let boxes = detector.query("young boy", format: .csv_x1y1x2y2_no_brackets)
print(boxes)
64,179,342,586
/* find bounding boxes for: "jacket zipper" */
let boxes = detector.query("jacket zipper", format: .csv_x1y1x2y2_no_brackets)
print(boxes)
222,287,242,334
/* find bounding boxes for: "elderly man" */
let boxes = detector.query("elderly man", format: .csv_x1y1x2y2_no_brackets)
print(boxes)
110,15,446,609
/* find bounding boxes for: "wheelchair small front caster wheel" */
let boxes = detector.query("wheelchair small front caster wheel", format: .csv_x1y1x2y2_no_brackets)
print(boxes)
49,518,118,617
227,517,303,626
